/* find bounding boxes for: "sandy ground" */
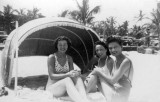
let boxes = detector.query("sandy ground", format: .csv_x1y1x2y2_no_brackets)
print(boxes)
0,51,160,102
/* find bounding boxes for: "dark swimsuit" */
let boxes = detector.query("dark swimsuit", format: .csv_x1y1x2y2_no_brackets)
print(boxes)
111,57,133,102
112,57,133,88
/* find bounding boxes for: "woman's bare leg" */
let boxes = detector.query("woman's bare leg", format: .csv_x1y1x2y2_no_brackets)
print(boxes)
99,78,114,102
46,77,89,102
72,77,89,100
85,74,98,93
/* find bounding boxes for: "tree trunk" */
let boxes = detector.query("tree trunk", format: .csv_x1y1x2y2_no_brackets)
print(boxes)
159,31,160,50
157,25,160,50
157,2,160,50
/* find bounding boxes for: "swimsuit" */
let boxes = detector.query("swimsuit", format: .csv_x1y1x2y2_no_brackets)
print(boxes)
46,54,70,90
112,57,133,88
97,56,111,75
110,57,133,102
54,54,69,73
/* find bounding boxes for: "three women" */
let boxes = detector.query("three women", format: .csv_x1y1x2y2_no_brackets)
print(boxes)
46,35,133,102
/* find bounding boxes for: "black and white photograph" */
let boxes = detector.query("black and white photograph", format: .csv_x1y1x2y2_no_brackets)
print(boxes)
0,0,160,102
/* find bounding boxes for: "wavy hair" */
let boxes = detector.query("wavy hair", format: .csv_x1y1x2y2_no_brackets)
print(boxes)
106,36,123,47
54,36,72,52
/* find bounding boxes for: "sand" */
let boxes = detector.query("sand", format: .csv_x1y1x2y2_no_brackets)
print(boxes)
0,51,160,102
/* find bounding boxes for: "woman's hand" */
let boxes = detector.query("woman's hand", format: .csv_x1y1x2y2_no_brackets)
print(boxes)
74,69,81,76
67,70,81,77
67,70,74,77
91,67,103,75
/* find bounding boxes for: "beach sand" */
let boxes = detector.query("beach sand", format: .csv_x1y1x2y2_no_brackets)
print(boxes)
0,51,160,102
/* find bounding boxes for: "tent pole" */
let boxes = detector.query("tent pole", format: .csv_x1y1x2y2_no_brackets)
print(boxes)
14,21,19,96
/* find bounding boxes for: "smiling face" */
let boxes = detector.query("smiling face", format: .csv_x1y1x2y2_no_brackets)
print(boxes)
95,44,107,58
108,42,122,57
57,40,68,53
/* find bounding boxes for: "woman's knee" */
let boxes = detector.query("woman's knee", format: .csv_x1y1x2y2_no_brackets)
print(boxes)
46,84,66,97
86,75,98,83
75,76,83,82
64,77,73,83
84,75,98,92
91,75,98,80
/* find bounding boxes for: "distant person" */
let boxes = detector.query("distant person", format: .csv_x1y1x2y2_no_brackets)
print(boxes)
84,41,114,93
46,36,90,102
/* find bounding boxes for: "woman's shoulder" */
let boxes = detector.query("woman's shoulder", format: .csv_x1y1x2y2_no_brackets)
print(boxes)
48,54,56,60
125,56,133,68
121,56,133,69
124,56,132,64
66,55,73,61
92,55,99,61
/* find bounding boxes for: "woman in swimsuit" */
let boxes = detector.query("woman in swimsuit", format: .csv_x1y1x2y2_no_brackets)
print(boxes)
46,36,90,102
84,41,114,93
91,36,134,102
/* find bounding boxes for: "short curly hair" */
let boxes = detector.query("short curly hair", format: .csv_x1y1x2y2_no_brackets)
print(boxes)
54,36,72,51
106,36,122,47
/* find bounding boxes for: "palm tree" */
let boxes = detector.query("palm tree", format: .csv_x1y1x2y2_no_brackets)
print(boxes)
69,0,100,25
16,8,28,26
26,7,44,21
103,16,117,39
140,9,160,48
91,21,105,35
148,10,160,35
118,21,129,36
131,25,145,39
0,12,4,30
58,10,69,17
134,10,148,22
16,7,44,26
0,5,17,34
148,9,160,48
135,9,160,47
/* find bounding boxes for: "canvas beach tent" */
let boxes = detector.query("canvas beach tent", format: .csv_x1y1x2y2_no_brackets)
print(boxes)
0,17,100,87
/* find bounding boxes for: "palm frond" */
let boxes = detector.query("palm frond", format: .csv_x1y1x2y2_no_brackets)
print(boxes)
75,0,82,10
58,10,69,17
86,16,94,24
70,0,100,25
87,6,100,17
69,10,81,21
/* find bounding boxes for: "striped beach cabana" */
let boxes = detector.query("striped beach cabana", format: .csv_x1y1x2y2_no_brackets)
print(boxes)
0,17,100,87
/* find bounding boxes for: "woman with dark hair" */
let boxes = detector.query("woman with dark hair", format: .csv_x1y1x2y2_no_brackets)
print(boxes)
84,41,114,93
91,36,134,102
46,36,90,102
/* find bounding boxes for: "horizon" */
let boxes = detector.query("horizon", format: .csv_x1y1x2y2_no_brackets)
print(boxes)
0,0,158,28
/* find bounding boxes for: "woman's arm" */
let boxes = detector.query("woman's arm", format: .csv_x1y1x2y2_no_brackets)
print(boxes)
47,54,72,80
88,56,98,70
68,55,74,71
92,58,131,85
68,55,81,76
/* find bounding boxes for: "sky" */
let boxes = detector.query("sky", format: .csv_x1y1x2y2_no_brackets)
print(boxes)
0,0,158,28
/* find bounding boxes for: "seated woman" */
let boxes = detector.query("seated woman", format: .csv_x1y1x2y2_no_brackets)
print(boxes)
90,36,134,102
84,41,114,93
46,36,90,102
